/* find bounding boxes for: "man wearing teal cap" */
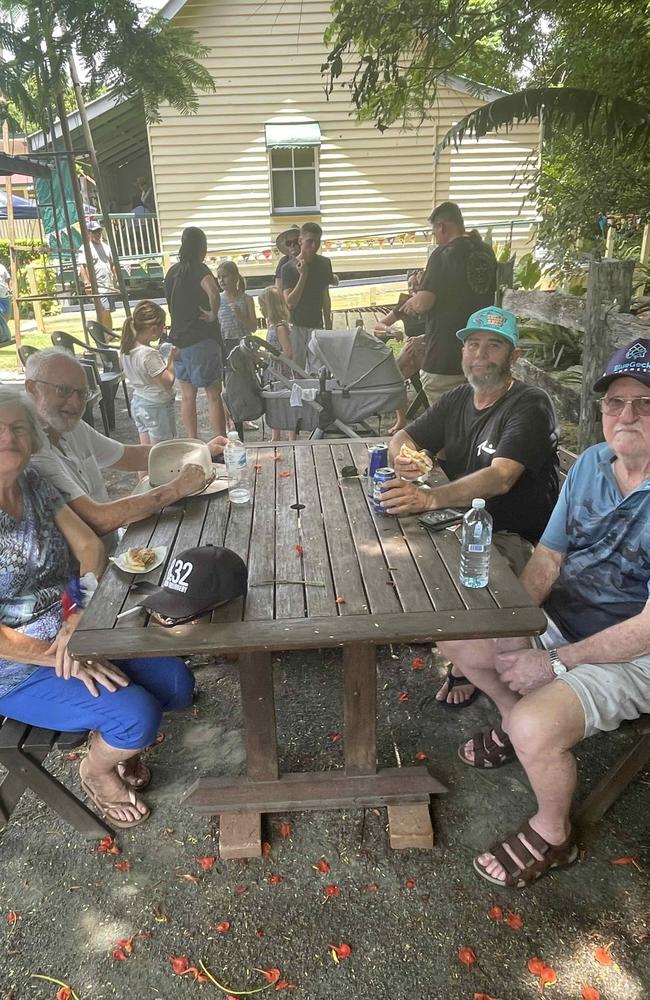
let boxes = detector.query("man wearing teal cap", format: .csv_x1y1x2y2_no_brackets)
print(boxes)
387,305,560,706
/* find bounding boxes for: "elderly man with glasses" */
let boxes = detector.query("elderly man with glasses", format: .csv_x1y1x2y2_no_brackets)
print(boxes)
25,348,226,550
431,338,650,889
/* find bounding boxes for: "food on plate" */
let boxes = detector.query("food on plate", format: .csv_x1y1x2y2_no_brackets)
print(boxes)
399,443,434,475
125,546,157,571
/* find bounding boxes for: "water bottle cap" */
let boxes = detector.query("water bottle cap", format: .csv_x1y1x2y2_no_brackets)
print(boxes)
471,498,486,509
227,431,240,441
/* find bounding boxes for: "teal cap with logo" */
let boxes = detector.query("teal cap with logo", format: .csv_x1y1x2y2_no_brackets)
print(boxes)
456,306,519,347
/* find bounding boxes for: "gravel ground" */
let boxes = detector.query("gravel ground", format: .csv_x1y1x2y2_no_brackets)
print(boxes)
0,391,648,1000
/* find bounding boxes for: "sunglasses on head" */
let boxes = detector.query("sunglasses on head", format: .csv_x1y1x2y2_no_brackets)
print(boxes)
285,239,300,247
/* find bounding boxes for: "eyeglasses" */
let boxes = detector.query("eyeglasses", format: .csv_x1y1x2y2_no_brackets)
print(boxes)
0,421,30,438
31,380,91,403
599,396,650,417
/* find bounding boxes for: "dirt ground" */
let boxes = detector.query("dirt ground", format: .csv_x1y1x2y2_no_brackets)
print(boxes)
0,393,648,1000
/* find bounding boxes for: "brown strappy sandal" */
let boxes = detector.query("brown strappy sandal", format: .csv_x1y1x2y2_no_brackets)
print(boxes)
457,724,517,769
473,819,578,888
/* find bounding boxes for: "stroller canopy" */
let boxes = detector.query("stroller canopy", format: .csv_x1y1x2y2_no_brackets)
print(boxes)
309,328,400,388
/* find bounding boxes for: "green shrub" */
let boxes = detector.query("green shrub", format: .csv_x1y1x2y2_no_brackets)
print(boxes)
0,239,59,318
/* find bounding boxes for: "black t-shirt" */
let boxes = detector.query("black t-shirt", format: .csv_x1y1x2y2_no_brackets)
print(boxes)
408,381,559,543
420,234,496,375
281,254,334,328
403,313,426,338
164,262,221,349
275,254,289,280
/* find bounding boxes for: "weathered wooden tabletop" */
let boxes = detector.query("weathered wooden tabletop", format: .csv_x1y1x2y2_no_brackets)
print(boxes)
70,439,546,857
71,439,546,659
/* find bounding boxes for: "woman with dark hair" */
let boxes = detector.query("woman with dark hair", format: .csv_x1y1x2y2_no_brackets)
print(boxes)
163,227,226,438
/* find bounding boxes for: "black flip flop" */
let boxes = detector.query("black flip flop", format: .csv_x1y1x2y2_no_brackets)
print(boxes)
421,664,479,711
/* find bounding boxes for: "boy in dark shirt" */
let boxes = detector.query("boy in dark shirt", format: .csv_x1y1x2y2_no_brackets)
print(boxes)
281,222,334,372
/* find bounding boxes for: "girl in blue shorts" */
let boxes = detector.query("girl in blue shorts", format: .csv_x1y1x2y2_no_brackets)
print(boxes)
120,300,176,446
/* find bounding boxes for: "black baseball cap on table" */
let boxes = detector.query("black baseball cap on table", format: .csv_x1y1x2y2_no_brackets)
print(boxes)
136,545,248,626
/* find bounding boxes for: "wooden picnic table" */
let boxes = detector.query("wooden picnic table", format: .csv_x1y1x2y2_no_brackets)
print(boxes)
70,439,547,858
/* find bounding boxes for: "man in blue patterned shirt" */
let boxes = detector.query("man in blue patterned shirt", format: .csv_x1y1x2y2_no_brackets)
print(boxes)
435,338,650,888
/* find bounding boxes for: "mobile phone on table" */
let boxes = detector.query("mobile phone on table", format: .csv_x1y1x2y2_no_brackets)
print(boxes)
417,508,464,531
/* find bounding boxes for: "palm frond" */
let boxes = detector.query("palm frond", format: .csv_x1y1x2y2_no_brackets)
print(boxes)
434,88,650,159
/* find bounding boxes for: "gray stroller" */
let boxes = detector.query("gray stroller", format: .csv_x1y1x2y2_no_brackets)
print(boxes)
223,328,406,439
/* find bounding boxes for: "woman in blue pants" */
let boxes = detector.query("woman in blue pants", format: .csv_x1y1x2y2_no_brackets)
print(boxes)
0,388,194,829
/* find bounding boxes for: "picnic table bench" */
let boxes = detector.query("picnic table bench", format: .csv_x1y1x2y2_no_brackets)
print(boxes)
71,439,546,857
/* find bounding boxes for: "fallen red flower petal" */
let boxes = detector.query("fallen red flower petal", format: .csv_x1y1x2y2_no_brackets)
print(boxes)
474,994,498,1000
364,882,379,891
56,988,73,1000
313,859,330,874
95,835,121,854
324,884,341,897
114,861,130,873
411,657,425,669
334,596,346,604
275,982,298,991
458,946,477,970
398,691,409,702
328,732,342,742
170,955,190,974
233,883,248,895
581,987,600,1000
214,921,231,933
487,905,503,922
610,855,640,865
506,909,524,930
268,873,284,885
279,822,292,838
539,965,557,990
527,957,546,976
258,968,282,984
112,948,128,961
295,544,304,554
279,471,292,478
254,464,262,470
256,927,265,937
197,856,217,871
594,946,615,966
415,751,428,761
7,911,18,924
329,943,352,962
272,454,282,461
262,841,272,856
64,752,81,761
404,878,416,889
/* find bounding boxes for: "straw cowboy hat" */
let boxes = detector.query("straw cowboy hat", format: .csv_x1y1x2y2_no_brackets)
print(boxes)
132,439,229,498
275,227,300,253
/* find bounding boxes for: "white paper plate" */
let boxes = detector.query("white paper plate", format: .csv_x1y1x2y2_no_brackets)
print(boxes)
110,545,168,575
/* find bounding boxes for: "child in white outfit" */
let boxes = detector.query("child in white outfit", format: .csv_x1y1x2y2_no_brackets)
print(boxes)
120,300,176,445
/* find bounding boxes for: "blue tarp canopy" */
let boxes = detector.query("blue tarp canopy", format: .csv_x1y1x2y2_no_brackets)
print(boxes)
0,190,40,219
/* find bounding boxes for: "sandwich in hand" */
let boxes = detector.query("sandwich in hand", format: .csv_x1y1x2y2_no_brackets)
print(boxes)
125,546,157,571
399,443,434,475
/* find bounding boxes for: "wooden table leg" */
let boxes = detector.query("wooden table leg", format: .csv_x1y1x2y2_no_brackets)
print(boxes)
343,640,434,850
343,642,377,776
219,650,278,859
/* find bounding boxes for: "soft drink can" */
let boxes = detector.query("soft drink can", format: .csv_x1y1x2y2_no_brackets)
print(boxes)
367,444,389,495
372,467,397,513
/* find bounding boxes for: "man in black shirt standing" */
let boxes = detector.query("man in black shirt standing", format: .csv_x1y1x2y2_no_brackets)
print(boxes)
384,306,559,707
281,222,334,371
402,201,496,406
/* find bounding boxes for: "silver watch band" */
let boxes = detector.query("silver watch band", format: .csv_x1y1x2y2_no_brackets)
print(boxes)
547,647,568,676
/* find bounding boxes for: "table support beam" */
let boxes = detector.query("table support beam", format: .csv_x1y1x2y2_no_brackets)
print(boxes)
343,641,377,776
239,651,279,782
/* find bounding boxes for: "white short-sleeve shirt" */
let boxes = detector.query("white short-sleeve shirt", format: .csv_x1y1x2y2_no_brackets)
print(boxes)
30,420,124,504
121,344,175,404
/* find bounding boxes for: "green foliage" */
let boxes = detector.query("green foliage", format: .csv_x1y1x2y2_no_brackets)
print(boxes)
16,256,60,319
514,253,542,290
0,1,215,130
518,319,582,369
0,238,46,268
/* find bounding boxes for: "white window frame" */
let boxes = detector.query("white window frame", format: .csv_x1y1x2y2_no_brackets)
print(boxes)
265,121,321,216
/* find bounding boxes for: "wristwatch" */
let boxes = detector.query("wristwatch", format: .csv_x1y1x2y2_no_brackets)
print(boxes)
547,647,568,676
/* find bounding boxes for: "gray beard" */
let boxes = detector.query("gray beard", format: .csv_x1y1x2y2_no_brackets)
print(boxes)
43,409,80,435
465,370,511,392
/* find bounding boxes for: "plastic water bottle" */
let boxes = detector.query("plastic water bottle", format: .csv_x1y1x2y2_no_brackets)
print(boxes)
459,498,492,588
224,431,250,504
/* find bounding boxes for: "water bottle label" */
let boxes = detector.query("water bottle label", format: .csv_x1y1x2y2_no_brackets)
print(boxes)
467,544,485,552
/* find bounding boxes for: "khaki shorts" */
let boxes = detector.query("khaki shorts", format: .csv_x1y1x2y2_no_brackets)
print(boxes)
493,531,534,576
537,618,650,738
420,370,466,405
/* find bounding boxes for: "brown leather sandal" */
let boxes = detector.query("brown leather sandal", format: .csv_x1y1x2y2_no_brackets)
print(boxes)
473,819,578,888
457,724,517,768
